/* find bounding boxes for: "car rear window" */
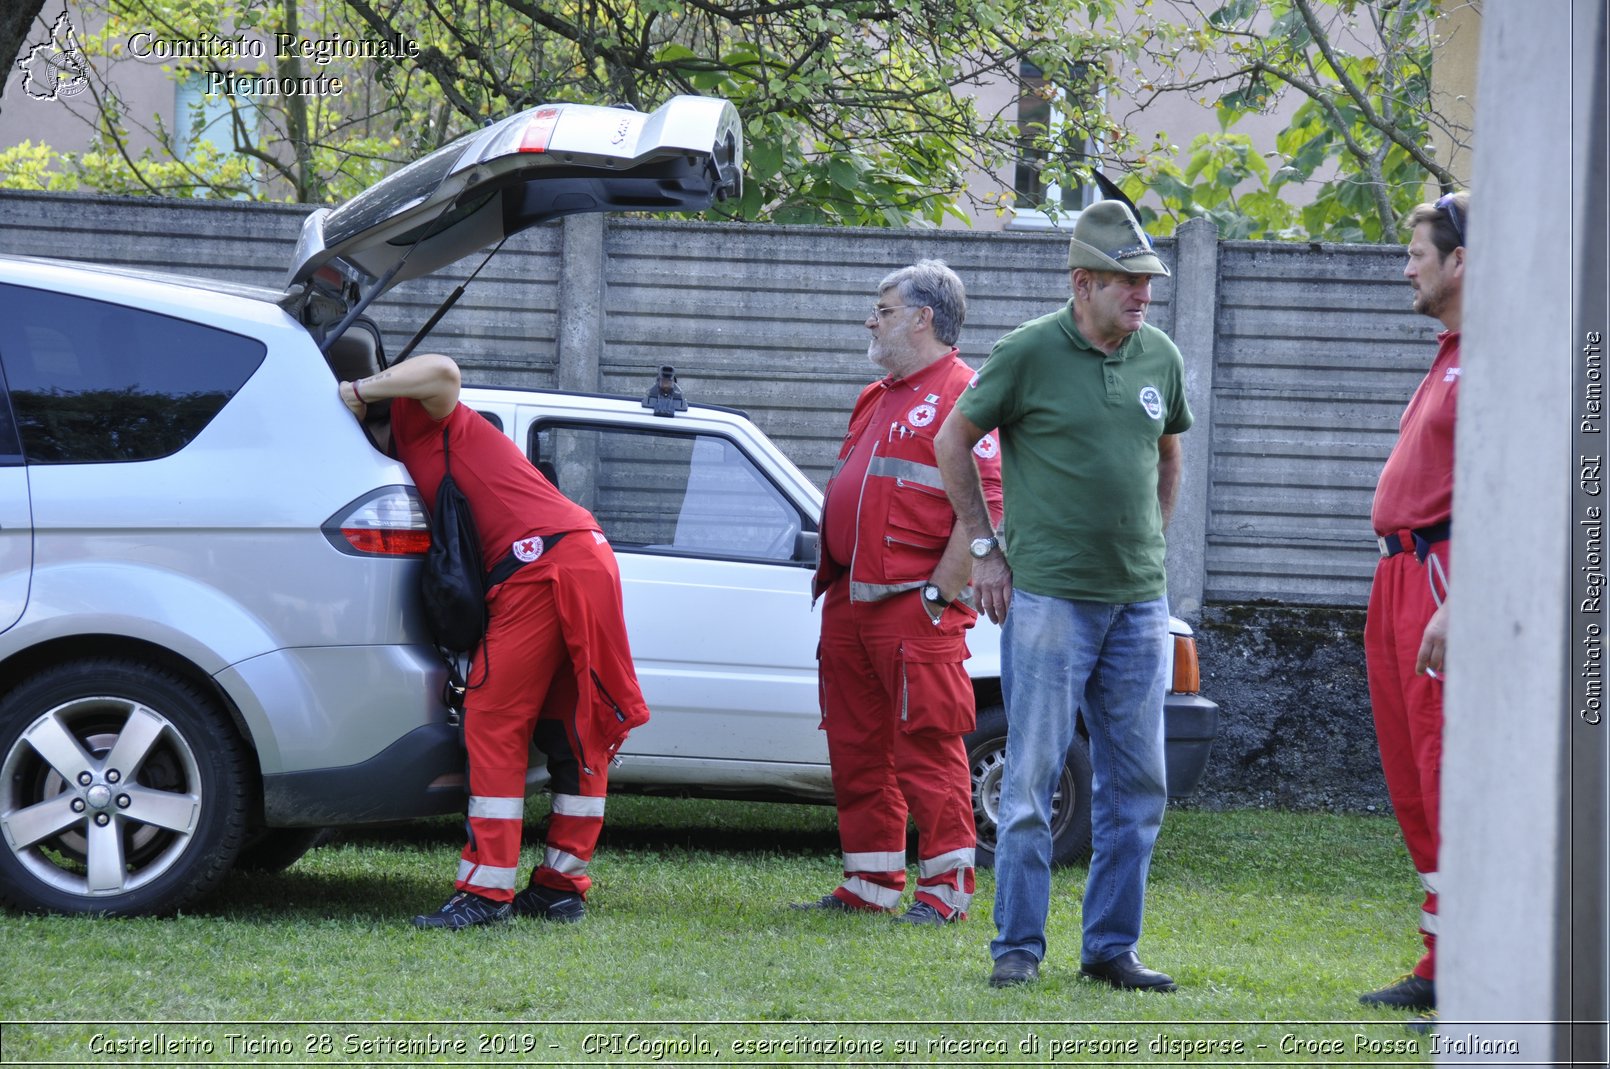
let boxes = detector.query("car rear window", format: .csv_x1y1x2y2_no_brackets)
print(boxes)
0,284,266,463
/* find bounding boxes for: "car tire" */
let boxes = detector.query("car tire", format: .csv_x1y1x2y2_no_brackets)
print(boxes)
0,659,249,916
233,827,334,873
966,703,1092,870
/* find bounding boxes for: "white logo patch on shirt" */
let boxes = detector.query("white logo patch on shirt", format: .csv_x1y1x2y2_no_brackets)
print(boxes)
908,403,937,428
973,433,999,460
968,372,979,389
1444,367,1462,382
513,535,545,562
1138,385,1165,420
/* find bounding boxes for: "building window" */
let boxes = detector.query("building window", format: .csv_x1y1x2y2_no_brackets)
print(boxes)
1011,60,1098,228
174,74,257,197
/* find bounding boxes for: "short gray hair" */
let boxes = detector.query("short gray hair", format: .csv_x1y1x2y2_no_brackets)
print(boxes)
878,259,967,346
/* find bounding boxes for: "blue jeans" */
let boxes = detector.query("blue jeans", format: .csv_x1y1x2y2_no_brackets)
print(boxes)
990,589,1170,964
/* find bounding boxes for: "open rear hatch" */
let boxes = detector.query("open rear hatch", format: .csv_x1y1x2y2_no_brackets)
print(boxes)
283,95,741,342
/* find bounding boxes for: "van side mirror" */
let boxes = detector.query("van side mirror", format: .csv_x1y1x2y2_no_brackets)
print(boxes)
794,530,819,566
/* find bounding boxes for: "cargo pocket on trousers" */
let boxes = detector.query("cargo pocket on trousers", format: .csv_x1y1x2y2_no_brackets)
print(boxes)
815,640,827,731
897,634,975,736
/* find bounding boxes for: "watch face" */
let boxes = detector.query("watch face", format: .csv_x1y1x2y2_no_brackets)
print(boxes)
969,537,995,558
924,584,943,602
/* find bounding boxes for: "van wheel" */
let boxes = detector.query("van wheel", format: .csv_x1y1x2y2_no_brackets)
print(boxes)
0,660,249,916
966,704,1092,869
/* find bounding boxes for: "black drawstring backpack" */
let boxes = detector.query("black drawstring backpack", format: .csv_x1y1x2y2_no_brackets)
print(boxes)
420,426,487,717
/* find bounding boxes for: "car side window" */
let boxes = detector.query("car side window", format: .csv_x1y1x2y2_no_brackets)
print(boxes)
531,421,805,562
0,284,266,464
0,365,21,467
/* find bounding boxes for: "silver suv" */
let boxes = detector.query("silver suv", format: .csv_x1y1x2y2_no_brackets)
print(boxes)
0,97,743,916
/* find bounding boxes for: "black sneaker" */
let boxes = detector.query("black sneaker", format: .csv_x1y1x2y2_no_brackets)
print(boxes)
791,893,864,912
894,901,963,925
411,891,512,930
1405,1010,1439,1036
1360,974,1436,1012
511,883,586,923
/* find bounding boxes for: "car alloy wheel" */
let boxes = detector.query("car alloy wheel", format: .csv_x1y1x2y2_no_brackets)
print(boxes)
0,660,248,915
965,704,1092,869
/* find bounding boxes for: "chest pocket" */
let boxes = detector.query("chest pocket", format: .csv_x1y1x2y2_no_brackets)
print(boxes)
885,478,951,555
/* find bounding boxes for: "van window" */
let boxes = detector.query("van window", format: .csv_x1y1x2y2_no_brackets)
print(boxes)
0,285,266,463
531,421,806,563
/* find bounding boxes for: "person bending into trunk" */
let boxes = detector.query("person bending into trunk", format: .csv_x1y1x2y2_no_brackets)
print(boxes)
340,354,649,930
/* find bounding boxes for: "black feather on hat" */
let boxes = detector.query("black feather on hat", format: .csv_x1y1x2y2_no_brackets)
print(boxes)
1067,172,1169,277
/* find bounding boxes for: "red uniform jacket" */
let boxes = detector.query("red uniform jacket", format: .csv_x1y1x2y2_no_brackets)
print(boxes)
813,352,1004,604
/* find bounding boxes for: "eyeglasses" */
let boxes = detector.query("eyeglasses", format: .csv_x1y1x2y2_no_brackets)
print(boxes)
871,303,909,319
1435,193,1466,248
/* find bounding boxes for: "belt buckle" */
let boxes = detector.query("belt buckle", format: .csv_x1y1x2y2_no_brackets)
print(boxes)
1377,535,1393,558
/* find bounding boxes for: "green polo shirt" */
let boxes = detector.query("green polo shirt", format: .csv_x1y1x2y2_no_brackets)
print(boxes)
957,300,1192,604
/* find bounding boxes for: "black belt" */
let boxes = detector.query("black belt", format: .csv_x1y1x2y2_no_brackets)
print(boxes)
1377,521,1450,562
486,531,569,588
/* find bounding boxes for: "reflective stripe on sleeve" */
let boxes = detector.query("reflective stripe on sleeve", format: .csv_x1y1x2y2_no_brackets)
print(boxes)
467,795,525,820
843,850,905,874
457,859,518,890
552,793,606,818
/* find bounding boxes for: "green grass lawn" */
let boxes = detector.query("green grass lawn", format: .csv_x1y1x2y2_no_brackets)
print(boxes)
0,800,1438,1065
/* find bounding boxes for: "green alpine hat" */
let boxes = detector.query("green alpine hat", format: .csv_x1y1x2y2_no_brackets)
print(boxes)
1066,200,1170,277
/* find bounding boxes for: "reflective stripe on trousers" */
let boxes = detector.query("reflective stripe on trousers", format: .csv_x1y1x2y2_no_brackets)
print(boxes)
543,847,589,876
552,793,606,818
457,859,519,892
844,850,905,873
468,795,525,820
916,847,975,916
839,875,903,910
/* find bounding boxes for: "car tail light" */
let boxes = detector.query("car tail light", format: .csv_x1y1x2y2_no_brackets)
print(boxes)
1171,634,1201,694
323,486,431,557
518,107,562,154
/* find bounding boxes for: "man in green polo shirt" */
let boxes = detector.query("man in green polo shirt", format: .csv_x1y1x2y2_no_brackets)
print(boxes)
935,199,1192,993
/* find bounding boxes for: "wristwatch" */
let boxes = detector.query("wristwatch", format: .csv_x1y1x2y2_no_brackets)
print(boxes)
922,582,951,608
968,535,999,559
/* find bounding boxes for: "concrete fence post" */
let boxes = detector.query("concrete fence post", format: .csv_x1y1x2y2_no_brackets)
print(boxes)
1167,216,1220,623
556,213,606,392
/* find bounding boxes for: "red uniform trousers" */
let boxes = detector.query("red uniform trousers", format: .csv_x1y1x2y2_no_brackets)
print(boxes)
456,536,642,904
818,578,977,917
1364,536,1450,981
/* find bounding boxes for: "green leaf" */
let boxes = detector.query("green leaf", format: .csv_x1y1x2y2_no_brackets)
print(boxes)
827,156,861,191
1207,0,1258,30
1269,9,1312,49
746,140,783,182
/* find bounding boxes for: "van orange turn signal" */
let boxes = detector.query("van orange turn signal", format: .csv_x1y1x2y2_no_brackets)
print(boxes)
1171,634,1201,695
